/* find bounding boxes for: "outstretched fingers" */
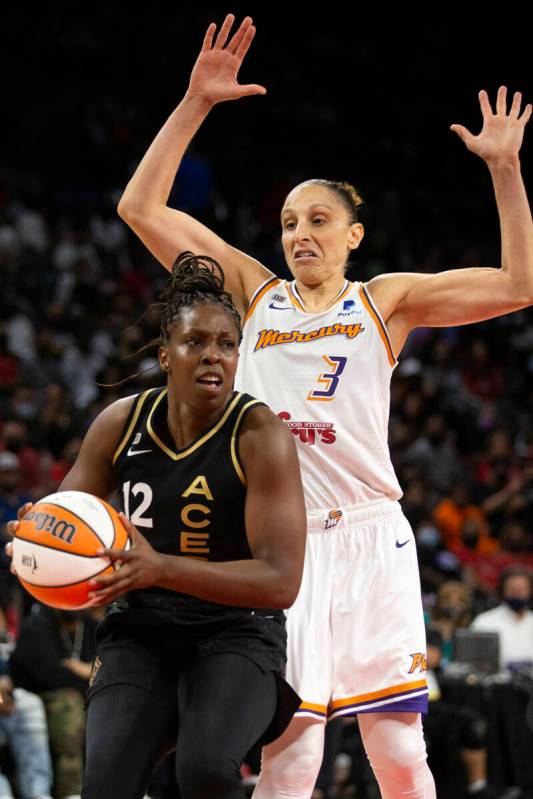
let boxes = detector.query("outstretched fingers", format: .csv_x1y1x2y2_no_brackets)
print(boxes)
520,103,533,125
495,85,507,116
213,13,236,50
227,15,253,54
509,90,523,119
478,89,494,119
201,22,217,51
235,23,257,62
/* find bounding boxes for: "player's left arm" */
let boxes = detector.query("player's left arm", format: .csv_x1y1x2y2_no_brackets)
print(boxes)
367,87,533,351
88,407,307,608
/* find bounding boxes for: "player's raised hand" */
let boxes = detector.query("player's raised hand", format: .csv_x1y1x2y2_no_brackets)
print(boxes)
451,87,532,164
187,14,266,106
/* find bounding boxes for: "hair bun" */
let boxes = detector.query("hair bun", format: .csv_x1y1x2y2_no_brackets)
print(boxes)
161,251,225,302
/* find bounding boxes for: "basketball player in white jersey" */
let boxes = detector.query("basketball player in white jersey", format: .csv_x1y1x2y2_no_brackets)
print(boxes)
116,14,533,799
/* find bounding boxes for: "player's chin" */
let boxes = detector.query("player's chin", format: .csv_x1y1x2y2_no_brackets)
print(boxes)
195,379,227,400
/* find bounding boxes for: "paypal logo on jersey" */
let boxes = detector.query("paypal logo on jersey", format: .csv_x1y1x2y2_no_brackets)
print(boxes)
338,299,361,318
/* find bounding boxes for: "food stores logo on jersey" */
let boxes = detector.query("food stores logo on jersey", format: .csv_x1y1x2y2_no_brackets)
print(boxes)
254,322,364,351
278,411,336,446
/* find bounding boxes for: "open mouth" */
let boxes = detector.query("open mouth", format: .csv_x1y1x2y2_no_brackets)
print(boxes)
197,374,223,392
294,249,318,261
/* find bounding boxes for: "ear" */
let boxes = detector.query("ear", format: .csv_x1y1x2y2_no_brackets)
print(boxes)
347,222,364,252
158,345,169,373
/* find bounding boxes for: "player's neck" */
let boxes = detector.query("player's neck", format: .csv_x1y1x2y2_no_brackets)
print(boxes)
166,392,231,450
294,273,348,313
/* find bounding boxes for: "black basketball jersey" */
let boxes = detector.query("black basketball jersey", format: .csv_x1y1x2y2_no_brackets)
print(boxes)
103,387,292,699
112,387,264,596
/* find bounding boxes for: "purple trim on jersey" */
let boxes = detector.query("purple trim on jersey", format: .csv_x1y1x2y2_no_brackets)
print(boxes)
290,278,350,310
361,283,398,364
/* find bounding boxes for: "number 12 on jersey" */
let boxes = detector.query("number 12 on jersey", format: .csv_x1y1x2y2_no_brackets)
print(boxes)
307,356,347,401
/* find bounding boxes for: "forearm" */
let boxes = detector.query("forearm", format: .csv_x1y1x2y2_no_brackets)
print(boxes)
489,157,533,300
156,554,296,609
118,93,213,219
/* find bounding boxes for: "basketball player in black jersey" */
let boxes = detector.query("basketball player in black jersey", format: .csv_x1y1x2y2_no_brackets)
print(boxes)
8,253,306,799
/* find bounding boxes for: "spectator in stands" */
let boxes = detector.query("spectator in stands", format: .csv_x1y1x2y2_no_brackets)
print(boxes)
433,484,491,551
403,413,464,493
470,565,533,669
10,606,97,799
0,675,53,799
423,628,504,799
430,581,473,666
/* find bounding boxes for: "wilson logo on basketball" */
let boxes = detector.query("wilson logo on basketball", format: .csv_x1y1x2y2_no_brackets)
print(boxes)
25,510,77,545
278,411,336,445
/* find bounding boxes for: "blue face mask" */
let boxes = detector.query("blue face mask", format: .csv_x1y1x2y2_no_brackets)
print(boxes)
505,597,529,613
417,526,440,549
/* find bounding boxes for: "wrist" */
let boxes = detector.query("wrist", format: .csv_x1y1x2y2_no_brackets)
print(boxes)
486,155,521,174
183,91,215,115
154,552,172,587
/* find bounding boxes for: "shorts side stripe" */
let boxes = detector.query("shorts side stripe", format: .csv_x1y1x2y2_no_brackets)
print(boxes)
328,689,429,719
294,701,328,719
330,678,427,712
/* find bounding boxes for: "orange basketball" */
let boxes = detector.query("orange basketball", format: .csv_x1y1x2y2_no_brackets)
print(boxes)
12,490,130,610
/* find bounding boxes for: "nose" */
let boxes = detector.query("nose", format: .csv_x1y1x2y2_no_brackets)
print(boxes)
294,219,311,240
201,343,221,364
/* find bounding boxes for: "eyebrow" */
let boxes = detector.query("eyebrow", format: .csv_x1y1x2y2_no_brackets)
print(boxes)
281,203,335,217
183,327,237,337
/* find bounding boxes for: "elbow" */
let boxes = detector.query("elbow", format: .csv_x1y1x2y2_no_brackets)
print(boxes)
117,196,140,225
511,279,533,306
269,574,302,610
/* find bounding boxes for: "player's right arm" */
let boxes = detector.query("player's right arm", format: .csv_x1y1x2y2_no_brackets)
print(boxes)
117,14,273,317
5,397,134,558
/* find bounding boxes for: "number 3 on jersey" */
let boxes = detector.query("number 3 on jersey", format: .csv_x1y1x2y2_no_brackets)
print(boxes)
308,355,347,401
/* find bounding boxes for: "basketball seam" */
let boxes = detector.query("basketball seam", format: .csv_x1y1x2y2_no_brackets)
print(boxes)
15,537,102,559
18,560,113,589
99,500,121,548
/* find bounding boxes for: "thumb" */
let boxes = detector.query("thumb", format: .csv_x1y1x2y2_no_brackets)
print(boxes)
450,123,473,146
237,83,267,98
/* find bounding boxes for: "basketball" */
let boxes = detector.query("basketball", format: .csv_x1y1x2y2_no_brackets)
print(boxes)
12,490,130,610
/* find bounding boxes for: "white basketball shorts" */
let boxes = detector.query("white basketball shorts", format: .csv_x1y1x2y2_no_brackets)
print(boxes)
285,499,429,721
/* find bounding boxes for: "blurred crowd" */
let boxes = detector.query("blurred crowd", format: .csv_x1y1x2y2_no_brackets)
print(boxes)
0,162,532,797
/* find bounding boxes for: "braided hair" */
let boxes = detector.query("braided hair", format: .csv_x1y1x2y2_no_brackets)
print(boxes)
97,252,241,389
159,251,242,343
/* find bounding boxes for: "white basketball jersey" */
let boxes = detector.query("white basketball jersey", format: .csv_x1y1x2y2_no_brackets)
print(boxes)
235,277,402,511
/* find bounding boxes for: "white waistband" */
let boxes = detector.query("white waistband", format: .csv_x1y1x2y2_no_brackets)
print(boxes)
306,499,401,531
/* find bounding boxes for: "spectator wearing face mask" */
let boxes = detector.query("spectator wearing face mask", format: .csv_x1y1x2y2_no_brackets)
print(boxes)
415,519,462,597
430,581,473,666
470,566,533,670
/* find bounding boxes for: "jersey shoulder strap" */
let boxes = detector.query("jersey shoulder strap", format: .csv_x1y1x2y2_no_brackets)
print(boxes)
229,393,268,485
112,387,163,465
